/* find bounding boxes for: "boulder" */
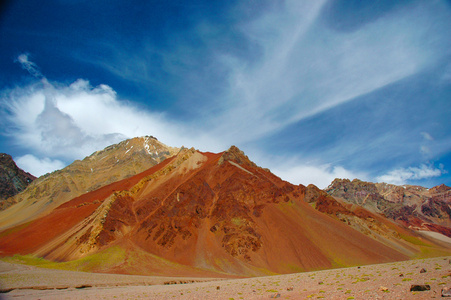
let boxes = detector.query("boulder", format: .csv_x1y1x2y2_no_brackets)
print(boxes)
410,285,430,292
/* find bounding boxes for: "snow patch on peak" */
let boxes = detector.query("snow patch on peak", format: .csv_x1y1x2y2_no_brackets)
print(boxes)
144,141,152,155
142,135,161,155
125,146,133,155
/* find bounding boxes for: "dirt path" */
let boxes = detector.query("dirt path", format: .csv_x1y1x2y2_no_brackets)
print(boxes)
1,256,450,299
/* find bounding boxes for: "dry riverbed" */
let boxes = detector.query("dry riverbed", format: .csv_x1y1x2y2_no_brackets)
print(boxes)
1,256,450,299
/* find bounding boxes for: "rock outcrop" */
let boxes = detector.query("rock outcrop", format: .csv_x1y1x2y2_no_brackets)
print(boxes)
0,153,36,209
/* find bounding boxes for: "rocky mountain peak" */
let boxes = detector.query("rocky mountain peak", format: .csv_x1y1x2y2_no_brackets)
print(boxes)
0,137,180,230
326,178,350,189
218,145,256,168
87,135,178,163
325,178,381,205
429,184,451,194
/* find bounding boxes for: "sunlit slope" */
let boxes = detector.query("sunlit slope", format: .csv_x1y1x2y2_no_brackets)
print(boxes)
2,145,448,276
0,136,179,231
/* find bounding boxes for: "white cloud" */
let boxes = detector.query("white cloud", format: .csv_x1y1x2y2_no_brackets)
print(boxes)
15,154,65,177
1,62,230,177
0,71,197,176
3,80,123,159
271,162,367,189
16,53,43,78
376,164,446,185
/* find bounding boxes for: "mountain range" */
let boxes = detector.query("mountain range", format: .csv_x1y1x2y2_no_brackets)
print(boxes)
325,179,451,238
0,137,449,277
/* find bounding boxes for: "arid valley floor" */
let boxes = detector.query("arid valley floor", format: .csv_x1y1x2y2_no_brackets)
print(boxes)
1,256,450,299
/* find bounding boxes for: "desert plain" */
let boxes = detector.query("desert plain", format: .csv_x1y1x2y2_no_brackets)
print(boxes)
0,256,450,299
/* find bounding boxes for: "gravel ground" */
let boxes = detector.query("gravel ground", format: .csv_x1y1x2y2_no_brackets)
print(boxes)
1,256,450,299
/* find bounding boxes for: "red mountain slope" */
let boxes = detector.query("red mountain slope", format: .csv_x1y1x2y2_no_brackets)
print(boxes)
0,146,448,277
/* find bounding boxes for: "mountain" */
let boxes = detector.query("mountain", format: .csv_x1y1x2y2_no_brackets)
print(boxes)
0,136,179,231
0,144,449,277
0,153,36,209
325,179,451,239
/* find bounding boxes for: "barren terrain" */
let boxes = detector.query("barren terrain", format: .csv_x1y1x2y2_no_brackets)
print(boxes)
2,147,435,278
1,256,450,299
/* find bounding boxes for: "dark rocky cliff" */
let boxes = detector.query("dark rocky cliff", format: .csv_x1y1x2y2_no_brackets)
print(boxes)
0,153,36,208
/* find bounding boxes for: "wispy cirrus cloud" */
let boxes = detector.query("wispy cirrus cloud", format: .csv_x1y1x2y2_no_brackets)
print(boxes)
213,0,450,143
214,0,450,187
73,1,450,148
82,0,448,153
15,53,43,78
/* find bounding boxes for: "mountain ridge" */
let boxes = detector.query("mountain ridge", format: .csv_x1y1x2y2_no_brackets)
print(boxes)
0,137,451,277
325,178,451,239
1,140,449,277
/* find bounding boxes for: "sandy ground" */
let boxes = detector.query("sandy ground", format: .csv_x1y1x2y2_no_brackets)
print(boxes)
1,256,450,299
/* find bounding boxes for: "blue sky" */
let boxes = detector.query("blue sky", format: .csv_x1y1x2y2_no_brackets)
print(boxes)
1,0,450,188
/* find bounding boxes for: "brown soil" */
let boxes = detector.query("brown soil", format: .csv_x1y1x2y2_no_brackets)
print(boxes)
1,256,450,299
